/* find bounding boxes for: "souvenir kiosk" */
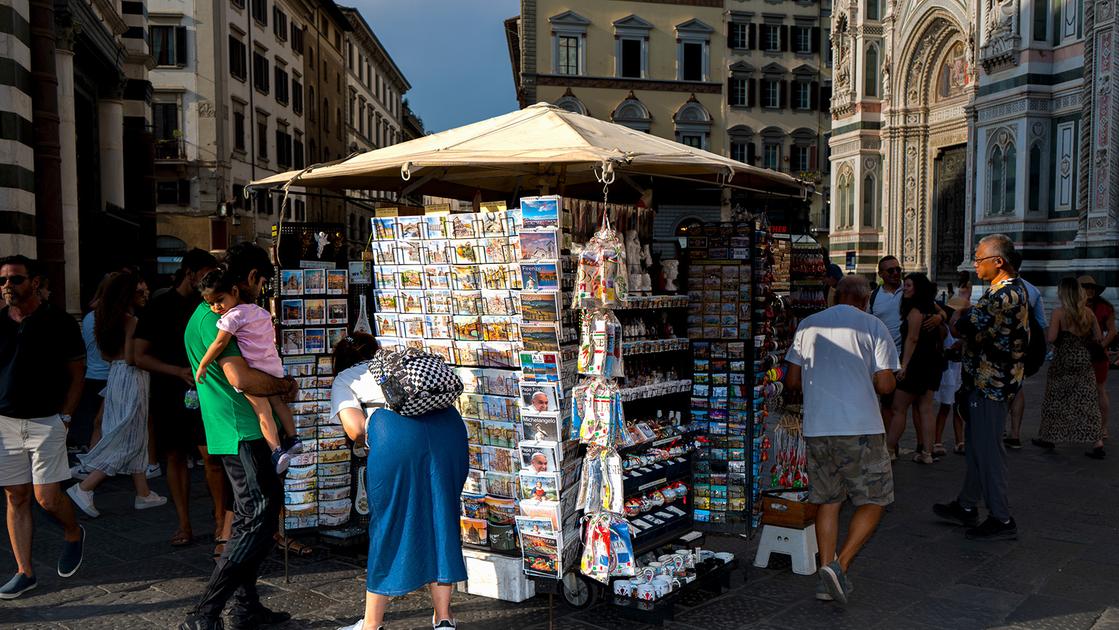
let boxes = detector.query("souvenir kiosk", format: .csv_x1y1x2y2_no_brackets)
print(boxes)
249,103,806,618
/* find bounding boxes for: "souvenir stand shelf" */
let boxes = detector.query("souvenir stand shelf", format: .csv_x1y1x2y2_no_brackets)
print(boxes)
273,223,371,545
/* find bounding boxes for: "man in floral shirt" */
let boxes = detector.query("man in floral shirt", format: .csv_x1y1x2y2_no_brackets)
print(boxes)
934,234,1029,541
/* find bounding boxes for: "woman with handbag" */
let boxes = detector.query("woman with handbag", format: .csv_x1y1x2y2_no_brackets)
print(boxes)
330,334,468,630
1036,278,1105,457
888,272,946,464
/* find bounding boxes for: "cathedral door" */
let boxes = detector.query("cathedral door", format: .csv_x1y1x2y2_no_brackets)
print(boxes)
933,145,966,283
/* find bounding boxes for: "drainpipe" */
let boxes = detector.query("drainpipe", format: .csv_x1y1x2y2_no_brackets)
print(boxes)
28,0,65,308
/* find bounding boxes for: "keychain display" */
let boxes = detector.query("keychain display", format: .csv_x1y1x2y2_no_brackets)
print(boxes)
576,310,624,378
573,224,628,309
572,378,624,448
579,512,635,584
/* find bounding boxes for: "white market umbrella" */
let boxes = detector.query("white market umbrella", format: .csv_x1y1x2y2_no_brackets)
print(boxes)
249,102,806,201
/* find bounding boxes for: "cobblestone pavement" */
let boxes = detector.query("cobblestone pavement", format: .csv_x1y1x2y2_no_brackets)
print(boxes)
2,371,1118,629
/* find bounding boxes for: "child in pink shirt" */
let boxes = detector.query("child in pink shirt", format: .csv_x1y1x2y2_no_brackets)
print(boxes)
195,268,301,473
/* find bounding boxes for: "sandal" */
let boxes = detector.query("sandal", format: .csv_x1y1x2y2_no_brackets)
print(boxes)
932,443,947,458
954,443,966,455
912,451,935,464
170,530,193,547
275,534,313,556
213,538,228,559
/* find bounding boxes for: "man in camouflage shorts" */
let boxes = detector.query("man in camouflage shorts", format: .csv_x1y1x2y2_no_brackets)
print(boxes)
785,275,899,605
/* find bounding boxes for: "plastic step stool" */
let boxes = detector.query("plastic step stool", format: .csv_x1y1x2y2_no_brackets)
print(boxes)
752,523,818,575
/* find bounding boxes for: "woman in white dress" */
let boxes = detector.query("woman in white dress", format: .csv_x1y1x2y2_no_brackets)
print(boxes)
67,272,167,517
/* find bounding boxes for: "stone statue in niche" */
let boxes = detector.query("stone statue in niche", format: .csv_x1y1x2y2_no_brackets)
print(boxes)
882,53,891,99
834,18,851,90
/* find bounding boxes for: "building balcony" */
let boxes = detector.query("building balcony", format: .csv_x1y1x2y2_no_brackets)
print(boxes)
154,138,186,161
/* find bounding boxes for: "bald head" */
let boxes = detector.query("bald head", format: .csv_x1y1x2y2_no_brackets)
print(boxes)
836,275,871,310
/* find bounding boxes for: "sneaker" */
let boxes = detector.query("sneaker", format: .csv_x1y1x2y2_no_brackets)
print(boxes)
67,485,100,518
933,500,979,528
146,463,162,479
433,616,457,629
0,572,37,599
336,621,370,630
283,436,304,455
271,449,290,475
1003,437,1022,450
966,516,1018,541
58,525,85,577
179,615,224,630
815,572,855,601
230,606,292,629
70,464,91,480
135,491,168,511
818,560,850,605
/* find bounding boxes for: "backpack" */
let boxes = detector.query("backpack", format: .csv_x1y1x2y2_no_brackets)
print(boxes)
368,348,463,417
1023,294,1046,377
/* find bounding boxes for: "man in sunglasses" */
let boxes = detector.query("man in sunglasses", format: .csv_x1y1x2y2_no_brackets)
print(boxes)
0,255,86,598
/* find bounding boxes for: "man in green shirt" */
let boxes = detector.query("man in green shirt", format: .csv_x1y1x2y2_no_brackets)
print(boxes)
180,243,295,630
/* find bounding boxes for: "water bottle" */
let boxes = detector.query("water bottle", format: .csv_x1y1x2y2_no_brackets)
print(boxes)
184,387,200,410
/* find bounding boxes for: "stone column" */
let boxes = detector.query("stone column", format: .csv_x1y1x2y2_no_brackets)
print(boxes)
56,47,80,314
99,98,126,211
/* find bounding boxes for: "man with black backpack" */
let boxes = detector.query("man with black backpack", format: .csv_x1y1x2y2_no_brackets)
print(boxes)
1004,250,1049,450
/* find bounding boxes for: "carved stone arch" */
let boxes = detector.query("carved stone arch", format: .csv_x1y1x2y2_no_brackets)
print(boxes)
554,89,588,116
611,92,652,132
896,8,968,108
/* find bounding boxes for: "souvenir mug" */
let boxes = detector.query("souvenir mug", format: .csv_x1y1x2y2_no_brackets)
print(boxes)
715,552,735,564
636,583,657,602
697,549,715,562
647,561,665,576
652,576,674,599
613,579,635,597
675,550,696,569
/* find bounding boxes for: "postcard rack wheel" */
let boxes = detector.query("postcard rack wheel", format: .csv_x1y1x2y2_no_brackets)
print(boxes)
561,571,598,609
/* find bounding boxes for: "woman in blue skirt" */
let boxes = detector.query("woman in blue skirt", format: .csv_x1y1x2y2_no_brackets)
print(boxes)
330,334,468,630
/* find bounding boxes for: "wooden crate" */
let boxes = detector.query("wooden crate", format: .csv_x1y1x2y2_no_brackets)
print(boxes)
760,491,817,528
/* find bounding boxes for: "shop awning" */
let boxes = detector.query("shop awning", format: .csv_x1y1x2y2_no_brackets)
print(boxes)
249,103,807,201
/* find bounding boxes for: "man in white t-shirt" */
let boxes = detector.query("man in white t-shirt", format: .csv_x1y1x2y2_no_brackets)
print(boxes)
785,275,899,606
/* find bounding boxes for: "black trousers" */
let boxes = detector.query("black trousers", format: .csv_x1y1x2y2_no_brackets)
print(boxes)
192,439,282,621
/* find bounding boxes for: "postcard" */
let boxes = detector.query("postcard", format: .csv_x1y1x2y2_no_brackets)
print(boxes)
451,265,481,291
371,241,396,265
519,351,561,383
482,394,518,423
508,263,523,290
453,316,482,342
455,368,483,394
519,382,561,412
519,291,560,322
482,420,517,449
397,216,424,240
424,339,454,364
280,270,303,295
327,270,348,295
373,267,397,290
400,314,425,339
467,443,484,469
458,393,485,419
280,299,304,326
454,341,482,367
425,240,451,265
424,215,448,239
464,419,483,444
303,298,325,325
518,470,560,502
348,260,371,285
460,517,487,546
450,213,478,238
424,265,451,290
423,314,452,339
304,328,325,354
481,316,513,342
481,368,517,397
482,237,510,264
426,290,452,314
452,239,481,264
518,499,561,531
483,446,518,474
479,210,507,236
519,441,559,473
451,291,482,316
373,290,398,313
486,471,518,498
515,515,556,539
518,230,559,261
521,411,562,442
481,290,514,316
326,299,348,325
520,263,559,291
395,266,423,291
398,240,425,265
303,268,326,294
372,216,397,240
479,265,510,291
280,328,304,355
481,342,517,369
520,195,560,229
464,469,486,495
519,323,560,352
399,290,425,314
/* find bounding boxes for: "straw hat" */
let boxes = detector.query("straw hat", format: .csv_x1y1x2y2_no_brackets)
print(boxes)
1078,275,1105,291
946,296,970,311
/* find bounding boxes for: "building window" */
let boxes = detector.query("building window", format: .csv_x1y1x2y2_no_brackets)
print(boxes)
866,0,880,21
274,66,288,104
619,38,644,78
257,118,268,159
730,22,748,49
151,26,187,67
1004,145,1017,213
292,78,303,114
294,134,304,168
229,36,247,80
348,92,355,127
231,0,244,10
276,129,292,167
557,35,581,75
729,77,748,106
347,41,353,69
233,103,245,152
336,108,343,140
291,24,303,54
1028,144,1042,212
988,140,1017,215
1033,0,1049,42
763,24,781,52
251,0,266,25
862,174,877,226
764,143,780,170
157,180,190,205
795,81,811,109
322,98,329,131
252,52,269,93
1056,122,1075,209
731,141,747,163
681,41,705,81
273,7,287,40
152,101,180,158
794,26,812,53
791,145,810,172
864,45,879,97
763,79,780,108
679,134,702,148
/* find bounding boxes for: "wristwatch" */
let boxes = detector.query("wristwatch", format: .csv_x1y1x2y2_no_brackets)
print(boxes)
59,414,72,424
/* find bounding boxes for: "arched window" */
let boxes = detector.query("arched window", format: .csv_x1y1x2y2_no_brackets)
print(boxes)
1028,144,1042,212
862,174,876,227
989,145,1004,215
1004,144,1017,213
864,45,879,97
1033,0,1049,42
612,94,652,132
866,0,880,21
836,170,855,227
846,175,855,226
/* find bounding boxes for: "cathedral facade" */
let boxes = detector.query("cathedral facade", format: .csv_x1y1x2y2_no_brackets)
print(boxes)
828,0,1118,287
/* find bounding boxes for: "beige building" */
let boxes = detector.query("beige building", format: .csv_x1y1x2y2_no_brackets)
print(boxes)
507,0,831,235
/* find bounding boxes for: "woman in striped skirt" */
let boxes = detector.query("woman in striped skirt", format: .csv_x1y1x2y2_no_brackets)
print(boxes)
67,272,167,517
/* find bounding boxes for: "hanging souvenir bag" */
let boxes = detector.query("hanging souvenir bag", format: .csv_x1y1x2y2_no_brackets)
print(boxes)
367,348,464,417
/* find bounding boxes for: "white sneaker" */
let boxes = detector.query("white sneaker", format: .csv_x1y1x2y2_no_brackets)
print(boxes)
145,464,162,479
433,615,457,629
70,465,90,480
135,491,168,510
66,485,100,518
336,620,364,630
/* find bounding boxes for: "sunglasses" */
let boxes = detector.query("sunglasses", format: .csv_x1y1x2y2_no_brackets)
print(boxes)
883,267,902,274
0,275,27,287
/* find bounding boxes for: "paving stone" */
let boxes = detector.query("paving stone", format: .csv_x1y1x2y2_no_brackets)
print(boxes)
675,592,786,626
1000,594,1106,630
765,596,885,630
1089,607,1119,630
895,595,1011,628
